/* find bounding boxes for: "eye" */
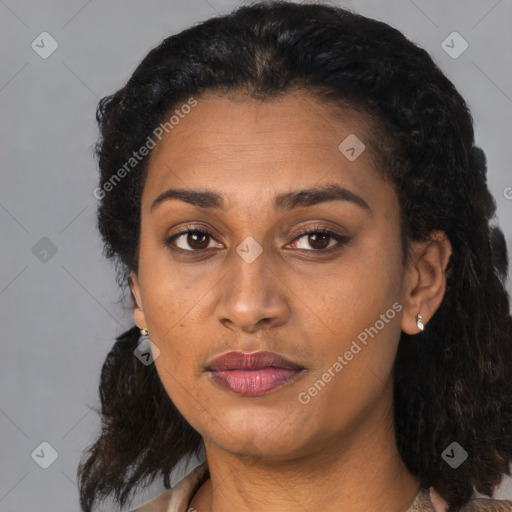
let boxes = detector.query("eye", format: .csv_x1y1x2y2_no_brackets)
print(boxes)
287,227,349,251
166,227,222,252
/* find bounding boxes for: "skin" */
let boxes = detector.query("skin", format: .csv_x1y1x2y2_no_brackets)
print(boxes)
130,91,452,512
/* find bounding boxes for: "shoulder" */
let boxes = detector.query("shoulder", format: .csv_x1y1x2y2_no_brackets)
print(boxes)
133,478,512,512
131,488,174,512
459,498,512,511
131,462,209,512
429,487,512,512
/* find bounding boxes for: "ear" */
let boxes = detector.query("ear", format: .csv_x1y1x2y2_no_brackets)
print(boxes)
401,231,452,335
129,272,147,330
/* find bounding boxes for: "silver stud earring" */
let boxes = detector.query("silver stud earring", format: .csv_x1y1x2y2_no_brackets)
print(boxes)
140,327,149,337
416,313,424,331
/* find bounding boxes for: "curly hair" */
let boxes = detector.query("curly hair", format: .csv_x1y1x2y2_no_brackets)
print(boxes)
77,2,512,511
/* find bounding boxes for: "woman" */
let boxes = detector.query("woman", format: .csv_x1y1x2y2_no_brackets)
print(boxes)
77,2,512,511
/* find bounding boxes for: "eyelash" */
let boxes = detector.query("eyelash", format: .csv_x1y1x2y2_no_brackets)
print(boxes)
165,224,350,255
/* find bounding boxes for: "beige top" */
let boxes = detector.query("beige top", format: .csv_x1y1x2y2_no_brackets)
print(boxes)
132,462,512,512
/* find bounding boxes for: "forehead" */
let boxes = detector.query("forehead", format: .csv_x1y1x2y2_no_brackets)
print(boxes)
143,92,387,211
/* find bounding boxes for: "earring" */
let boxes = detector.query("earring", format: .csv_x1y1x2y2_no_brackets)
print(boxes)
416,313,424,331
140,328,149,337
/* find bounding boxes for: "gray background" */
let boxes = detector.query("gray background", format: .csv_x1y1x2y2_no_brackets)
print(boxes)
0,0,511,510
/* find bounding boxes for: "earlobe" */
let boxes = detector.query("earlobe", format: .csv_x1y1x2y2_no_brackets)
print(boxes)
129,272,147,330
401,231,452,335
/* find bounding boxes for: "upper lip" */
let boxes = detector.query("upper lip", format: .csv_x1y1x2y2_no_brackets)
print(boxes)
206,351,304,371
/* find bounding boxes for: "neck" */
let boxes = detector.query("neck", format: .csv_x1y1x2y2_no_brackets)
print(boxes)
189,384,420,512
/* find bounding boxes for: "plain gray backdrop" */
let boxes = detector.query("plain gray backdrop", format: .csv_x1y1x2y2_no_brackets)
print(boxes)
1,0,511,510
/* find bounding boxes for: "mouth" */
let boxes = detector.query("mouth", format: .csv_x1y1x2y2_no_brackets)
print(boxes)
205,351,305,397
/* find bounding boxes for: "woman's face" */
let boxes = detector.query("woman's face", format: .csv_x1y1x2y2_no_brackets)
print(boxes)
131,92,413,460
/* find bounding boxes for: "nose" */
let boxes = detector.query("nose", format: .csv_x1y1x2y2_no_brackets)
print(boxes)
214,243,291,333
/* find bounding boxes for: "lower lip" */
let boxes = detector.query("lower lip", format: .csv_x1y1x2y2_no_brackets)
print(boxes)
209,368,303,397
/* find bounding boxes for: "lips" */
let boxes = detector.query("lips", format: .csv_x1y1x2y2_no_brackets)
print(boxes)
206,351,305,397
206,351,303,372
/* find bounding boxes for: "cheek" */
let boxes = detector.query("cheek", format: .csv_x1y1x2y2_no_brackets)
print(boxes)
317,235,403,333
136,239,209,399
137,233,206,335
306,235,404,399
299,272,403,429
151,320,209,421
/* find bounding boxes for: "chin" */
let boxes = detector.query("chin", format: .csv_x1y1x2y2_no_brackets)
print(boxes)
202,409,311,458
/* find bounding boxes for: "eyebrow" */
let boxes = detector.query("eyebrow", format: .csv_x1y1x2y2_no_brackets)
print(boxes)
150,183,371,213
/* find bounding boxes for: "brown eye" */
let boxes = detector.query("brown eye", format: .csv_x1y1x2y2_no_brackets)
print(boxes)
166,229,220,251
307,232,330,250
289,228,348,251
